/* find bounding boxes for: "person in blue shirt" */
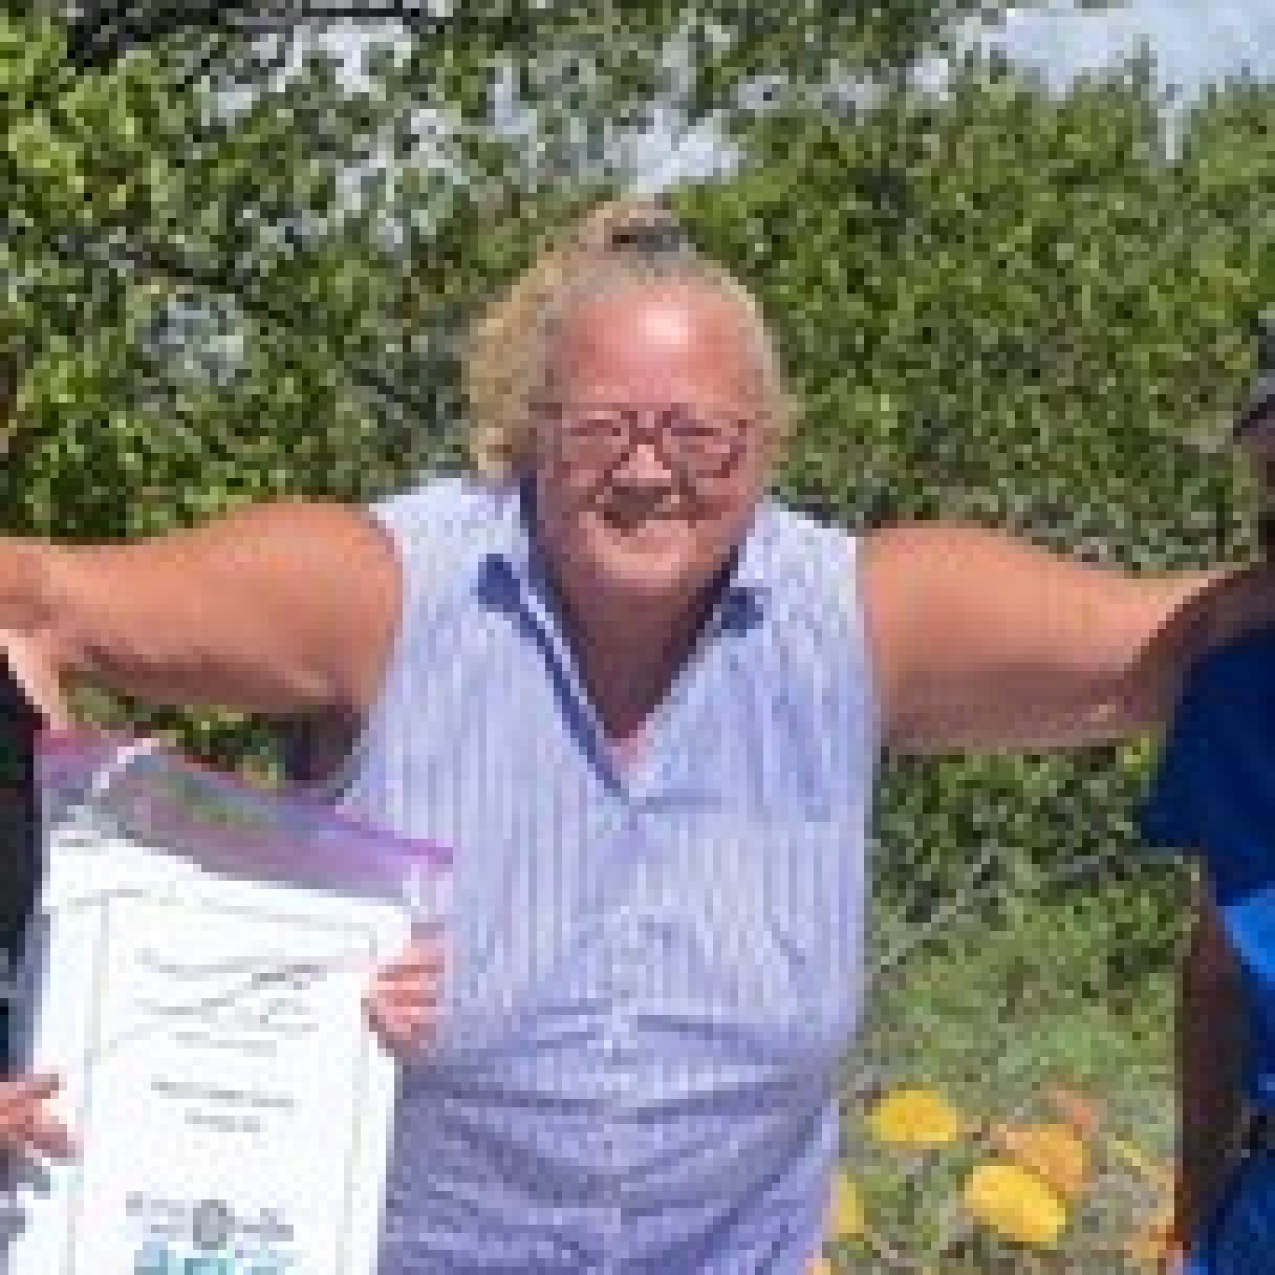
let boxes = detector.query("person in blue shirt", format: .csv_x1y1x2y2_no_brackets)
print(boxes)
1143,314,1275,1273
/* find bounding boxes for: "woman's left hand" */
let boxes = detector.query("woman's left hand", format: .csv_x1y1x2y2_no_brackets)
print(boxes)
362,931,445,1057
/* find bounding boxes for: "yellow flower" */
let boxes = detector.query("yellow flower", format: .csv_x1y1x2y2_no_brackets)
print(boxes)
868,1086,964,1148
829,1169,866,1239
992,1122,1088,1200
964,1162,1069,1247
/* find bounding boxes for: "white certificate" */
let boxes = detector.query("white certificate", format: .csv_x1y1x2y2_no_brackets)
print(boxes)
2,813,412,1275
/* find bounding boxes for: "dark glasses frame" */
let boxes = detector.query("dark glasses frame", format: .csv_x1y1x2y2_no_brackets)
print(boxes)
532,401,758,484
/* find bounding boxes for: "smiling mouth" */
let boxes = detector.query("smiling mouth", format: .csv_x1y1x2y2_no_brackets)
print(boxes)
602,509,685,530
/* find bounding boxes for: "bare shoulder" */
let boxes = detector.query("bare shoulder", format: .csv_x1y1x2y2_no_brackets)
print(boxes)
212,500,403,713
58,498,405,718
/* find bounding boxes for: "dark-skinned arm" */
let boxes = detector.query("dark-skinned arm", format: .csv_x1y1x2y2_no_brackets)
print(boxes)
1175,880,1246,1251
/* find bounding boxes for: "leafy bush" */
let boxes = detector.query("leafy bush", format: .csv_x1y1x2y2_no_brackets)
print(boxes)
9,11,1275,1269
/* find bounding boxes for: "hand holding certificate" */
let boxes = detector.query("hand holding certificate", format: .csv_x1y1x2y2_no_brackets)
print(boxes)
0,732,451,1275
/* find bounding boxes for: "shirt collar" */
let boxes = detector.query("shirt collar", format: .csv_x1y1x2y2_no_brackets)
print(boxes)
479,477,770,631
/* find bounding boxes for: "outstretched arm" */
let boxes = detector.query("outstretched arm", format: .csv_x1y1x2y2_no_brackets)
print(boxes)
0,500,401,720
861,524,1273,753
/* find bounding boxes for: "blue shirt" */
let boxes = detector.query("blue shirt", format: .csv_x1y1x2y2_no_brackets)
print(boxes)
1140,627,1275,1109
323,477,879,1274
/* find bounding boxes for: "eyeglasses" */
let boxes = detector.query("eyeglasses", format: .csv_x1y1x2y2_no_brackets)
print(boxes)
536,402,756,481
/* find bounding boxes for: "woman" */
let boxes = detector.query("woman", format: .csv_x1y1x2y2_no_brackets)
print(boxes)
0,197,1267,1271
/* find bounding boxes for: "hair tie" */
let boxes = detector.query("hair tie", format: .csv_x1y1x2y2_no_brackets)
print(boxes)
607,220,690,258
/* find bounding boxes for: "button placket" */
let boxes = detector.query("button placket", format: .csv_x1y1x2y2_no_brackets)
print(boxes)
597,806,666,1272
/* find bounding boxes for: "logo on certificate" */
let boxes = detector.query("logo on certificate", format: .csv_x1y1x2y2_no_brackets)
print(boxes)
192,1199,232,1251
127,1192,294,1272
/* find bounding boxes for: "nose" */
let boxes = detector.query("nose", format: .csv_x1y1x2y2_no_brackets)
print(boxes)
610,432,674,489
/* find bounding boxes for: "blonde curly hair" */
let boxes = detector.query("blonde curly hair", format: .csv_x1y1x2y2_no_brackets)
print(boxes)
463,198,794,482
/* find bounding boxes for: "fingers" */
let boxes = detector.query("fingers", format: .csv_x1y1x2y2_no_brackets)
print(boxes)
377,934,445,982
363,935,444,1057
0,1074,60,1106
23,1108,78,1161
0,1074,78,1161
367,935,444,1009
362,988,436,1053
0,631,72,729
371,959,442,999
362,963,440,1020
369,982,438,1017
364,997,431,1049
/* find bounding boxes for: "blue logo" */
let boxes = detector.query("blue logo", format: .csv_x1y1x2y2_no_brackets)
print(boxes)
134,1240,171,1274
182,1258,229,1274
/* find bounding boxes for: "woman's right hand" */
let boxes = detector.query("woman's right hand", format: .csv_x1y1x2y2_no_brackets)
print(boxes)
0,629,71,729
363,932,445,1059
0,1074,77,1161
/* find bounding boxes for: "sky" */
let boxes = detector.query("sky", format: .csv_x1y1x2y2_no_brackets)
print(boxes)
319,1,1275,194
644,0,1275,190
978,0,1275,99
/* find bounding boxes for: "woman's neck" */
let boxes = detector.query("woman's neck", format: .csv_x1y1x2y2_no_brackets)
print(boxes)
564,589,706,743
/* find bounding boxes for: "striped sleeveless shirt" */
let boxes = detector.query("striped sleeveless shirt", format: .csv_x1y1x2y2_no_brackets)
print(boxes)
328,476,878,1274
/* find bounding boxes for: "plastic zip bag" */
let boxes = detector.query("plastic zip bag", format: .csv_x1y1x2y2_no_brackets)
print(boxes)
37,730,452,917
5,729,453,1075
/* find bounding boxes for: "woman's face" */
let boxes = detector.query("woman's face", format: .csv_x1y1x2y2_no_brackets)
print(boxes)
530,281,772,612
